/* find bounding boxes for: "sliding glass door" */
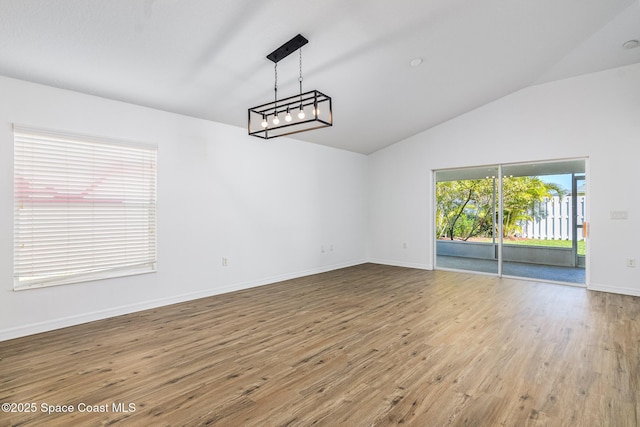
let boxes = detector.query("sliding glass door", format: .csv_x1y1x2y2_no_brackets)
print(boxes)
435,159,586,285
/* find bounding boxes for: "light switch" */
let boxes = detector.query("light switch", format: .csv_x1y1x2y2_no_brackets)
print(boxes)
610,211,628,220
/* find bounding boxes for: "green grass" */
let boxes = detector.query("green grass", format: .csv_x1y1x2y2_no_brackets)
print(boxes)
507,239,585,255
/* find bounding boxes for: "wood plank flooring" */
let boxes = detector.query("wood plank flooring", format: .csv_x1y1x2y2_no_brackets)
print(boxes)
1,263,639,426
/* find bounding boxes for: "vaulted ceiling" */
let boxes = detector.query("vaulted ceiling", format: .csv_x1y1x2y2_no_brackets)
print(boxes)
1,0,639,154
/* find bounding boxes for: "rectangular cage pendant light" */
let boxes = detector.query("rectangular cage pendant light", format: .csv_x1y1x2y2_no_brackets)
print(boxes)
248,34,332,139
248,90,332,139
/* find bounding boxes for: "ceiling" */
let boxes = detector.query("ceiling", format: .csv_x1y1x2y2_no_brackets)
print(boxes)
1,1,639,154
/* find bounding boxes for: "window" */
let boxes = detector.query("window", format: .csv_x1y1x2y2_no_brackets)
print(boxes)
13,125,157,290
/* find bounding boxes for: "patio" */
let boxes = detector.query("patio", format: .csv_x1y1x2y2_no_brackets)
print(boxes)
436,254,586,285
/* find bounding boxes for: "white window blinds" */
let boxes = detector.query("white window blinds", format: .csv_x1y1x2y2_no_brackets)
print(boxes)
13,126,157,289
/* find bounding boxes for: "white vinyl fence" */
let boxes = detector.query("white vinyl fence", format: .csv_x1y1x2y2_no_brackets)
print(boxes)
519,196,586,241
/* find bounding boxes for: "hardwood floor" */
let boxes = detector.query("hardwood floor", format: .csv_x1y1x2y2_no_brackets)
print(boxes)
1,263,638,426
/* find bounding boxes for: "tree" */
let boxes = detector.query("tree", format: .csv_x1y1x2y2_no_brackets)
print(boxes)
436,176,564,240
436,179,495,241
501,177,564,238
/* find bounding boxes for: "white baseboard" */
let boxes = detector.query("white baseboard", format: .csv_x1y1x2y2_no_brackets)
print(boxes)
367,258,433,270
588,282,640,297
0,259,367,342
5,262,636,342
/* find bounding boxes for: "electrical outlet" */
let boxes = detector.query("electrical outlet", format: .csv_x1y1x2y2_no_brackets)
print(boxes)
626,258,636,268
222,257,229,266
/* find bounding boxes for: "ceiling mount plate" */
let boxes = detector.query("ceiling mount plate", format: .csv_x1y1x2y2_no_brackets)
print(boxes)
267,34,308,63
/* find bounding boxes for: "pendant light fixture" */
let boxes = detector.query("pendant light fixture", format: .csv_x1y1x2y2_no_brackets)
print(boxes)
248,34,332,139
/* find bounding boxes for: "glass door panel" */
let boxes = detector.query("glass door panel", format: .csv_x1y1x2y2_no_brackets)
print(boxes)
435,166,499,275
501,160,585,284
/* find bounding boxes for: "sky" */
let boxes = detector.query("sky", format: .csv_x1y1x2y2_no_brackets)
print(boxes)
541,174,586,194
541,174,571,192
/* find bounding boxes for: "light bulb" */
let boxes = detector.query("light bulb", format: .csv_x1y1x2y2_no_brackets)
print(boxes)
298,110,305,119
261,118,268,128
272,115,280,125
285,112,292,122
313,108,320,116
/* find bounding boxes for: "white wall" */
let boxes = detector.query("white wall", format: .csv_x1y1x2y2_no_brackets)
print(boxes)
3,62,639,341
369,63,640,296
0,76,368,340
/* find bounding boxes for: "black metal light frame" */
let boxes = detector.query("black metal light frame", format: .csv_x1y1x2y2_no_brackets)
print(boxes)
248,34,333,139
